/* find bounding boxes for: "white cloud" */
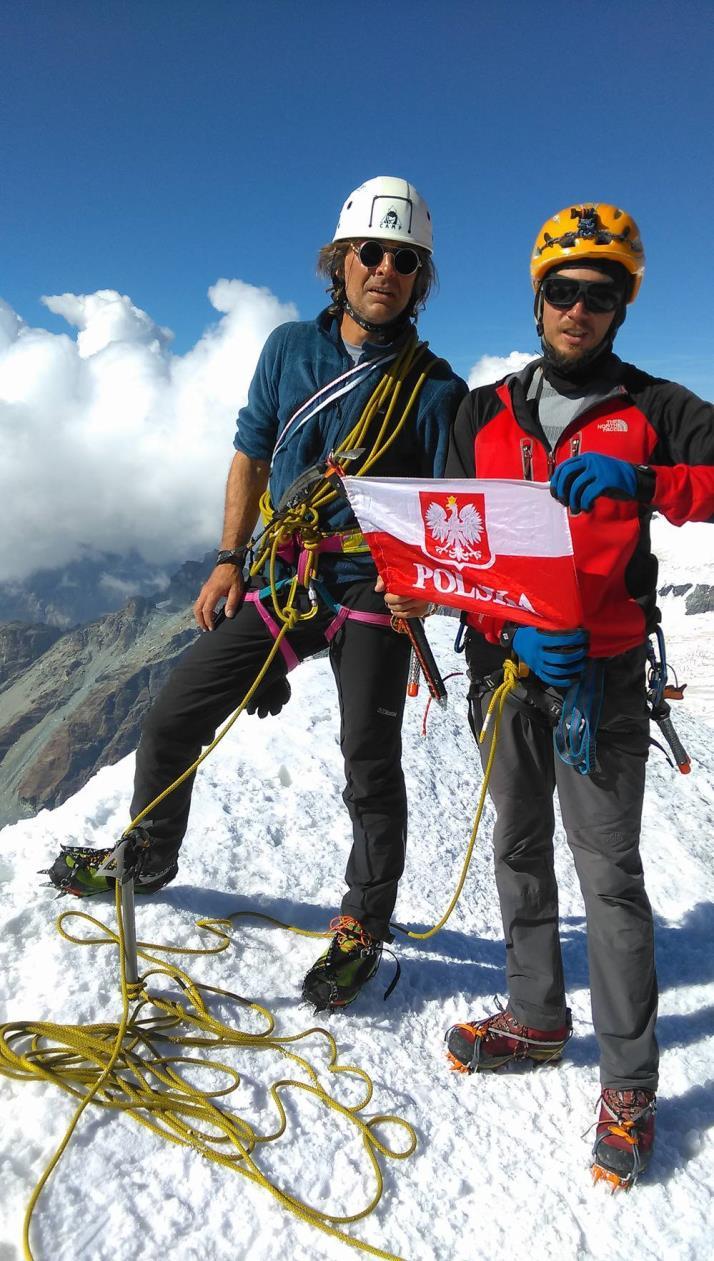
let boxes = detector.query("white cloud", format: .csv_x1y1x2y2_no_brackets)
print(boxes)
0,283,297,582
468,350,538,388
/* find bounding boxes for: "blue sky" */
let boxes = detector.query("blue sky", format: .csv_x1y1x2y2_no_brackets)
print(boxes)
3,0,713,395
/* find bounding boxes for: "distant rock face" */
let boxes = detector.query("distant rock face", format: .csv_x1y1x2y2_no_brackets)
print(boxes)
659,583,693,599
0,557,214,828
0,623,64,690
659,583,714,615
685,586,714,616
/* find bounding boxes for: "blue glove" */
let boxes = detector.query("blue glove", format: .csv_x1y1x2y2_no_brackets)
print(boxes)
512,626,589,687
550,453,638,513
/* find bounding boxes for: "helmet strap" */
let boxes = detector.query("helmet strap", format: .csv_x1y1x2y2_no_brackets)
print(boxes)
340,296,414,344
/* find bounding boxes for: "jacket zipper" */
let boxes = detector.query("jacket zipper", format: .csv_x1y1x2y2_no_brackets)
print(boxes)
521,437,556,480
520,438,533,480
552,431,582,471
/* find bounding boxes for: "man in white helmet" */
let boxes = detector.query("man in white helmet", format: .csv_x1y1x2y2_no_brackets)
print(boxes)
49,177,466,1012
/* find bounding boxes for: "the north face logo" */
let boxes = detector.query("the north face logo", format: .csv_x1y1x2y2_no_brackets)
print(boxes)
419,491,492,569
597,419,629,433
380,207,402,231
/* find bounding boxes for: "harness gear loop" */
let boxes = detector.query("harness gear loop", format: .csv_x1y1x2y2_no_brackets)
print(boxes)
554,659,605,776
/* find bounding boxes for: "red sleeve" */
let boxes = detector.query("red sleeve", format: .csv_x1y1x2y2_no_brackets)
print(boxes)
651,464,714,526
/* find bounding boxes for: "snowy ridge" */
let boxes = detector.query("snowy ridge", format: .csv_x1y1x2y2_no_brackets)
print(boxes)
1,530,713,1261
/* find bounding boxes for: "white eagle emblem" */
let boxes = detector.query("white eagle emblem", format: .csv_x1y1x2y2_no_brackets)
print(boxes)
425,496,484,563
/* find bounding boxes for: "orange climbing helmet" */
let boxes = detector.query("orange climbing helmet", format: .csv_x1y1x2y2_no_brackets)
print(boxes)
530,203,645,301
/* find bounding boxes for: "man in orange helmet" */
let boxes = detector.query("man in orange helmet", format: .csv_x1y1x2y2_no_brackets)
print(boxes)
441,204,714,1188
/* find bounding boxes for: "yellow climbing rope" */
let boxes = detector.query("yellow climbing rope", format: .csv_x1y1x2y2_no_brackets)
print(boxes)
398,658,522,941
0,883,417,1261
254,332,438,599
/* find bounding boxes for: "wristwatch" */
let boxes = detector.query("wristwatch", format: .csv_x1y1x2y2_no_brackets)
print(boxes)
215,547,248,568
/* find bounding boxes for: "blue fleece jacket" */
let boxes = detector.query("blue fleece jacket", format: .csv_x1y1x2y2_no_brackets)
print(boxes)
234,309,467,584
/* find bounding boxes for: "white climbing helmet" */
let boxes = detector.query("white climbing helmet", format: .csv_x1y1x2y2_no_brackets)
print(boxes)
332,176,433,253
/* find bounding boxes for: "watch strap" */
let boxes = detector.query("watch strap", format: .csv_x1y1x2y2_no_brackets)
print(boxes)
216,547,248,567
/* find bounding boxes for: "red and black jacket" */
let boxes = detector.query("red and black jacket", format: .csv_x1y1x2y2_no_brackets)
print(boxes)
445,356,714,660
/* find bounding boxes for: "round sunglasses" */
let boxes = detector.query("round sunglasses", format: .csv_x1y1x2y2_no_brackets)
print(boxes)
541,275,623,314
353,240,422,276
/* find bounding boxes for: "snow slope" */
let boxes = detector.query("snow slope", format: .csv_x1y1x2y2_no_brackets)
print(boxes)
1,522,713,1261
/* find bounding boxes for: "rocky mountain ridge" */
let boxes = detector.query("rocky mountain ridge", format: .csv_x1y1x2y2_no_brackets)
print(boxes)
0,558,212,827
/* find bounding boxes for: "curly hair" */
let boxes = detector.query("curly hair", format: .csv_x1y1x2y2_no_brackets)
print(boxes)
316,240,437,320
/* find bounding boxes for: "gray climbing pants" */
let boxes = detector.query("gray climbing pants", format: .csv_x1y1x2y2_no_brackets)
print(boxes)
470,643,658,1090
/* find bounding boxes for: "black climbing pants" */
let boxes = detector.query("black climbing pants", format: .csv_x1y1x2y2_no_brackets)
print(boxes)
131,580,411,939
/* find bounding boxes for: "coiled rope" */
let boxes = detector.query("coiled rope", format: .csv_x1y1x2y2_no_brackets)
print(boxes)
0,882,416,1260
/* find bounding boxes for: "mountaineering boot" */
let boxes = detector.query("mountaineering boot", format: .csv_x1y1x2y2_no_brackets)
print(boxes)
591,1088,656,1191
42,845,178,898
446,1003,572,1072
302,916,383,1011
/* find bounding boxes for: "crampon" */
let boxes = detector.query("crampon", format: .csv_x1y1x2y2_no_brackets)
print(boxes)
446,1001,572,1072
302,916,400,1011
591,1088,656,1191
40,835,177,898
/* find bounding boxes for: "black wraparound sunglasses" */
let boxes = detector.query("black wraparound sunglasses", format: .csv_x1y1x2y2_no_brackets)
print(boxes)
541,275,623,314
353,240,422,276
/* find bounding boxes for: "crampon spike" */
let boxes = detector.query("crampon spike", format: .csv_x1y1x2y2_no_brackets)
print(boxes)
591,1162,635,1193
446,1051,472,1074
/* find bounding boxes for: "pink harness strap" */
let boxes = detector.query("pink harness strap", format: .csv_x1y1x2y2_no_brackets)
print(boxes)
277,534,347,587
245,590,392,662
244,591,301,673
324,607,392,643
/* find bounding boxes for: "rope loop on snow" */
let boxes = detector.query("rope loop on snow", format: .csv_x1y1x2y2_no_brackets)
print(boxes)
0,882,417,1261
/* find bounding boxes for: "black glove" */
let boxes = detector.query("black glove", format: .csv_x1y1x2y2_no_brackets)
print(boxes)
246,675,292,719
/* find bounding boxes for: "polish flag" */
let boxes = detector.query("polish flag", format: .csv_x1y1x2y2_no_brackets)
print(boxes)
342,476,584,630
